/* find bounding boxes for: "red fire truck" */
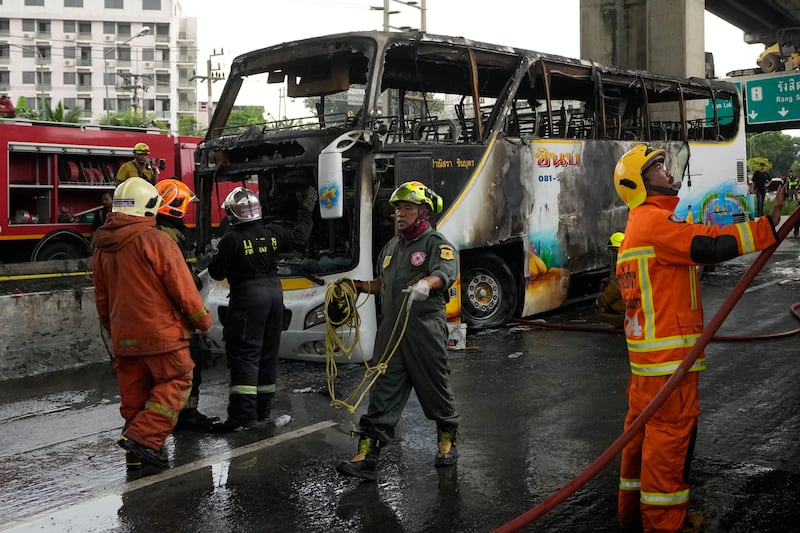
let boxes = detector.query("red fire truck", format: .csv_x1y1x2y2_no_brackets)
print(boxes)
0,119,228,263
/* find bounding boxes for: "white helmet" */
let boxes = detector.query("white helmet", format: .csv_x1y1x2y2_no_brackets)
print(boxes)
112,177,162,217
222,187,261,224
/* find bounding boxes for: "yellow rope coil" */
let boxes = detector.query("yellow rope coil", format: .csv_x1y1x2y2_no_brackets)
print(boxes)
325,277,411,414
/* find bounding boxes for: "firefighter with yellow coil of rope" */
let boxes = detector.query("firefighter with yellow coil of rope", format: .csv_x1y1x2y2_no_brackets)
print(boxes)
328,181,460,482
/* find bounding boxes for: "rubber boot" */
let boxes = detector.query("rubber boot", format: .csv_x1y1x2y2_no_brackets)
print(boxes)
257,393,274,422
435,427,459,467
336,432,381,481
681,511,704,533
174,406,219,431
125,452,143,471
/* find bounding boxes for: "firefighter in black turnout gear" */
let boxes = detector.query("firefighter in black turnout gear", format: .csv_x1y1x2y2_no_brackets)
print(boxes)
208,186,316,432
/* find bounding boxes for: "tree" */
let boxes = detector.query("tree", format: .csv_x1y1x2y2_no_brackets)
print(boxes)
12,96,39,120
178,115,200,136
41,101,82,123
748,132,800,175
225,106,267,130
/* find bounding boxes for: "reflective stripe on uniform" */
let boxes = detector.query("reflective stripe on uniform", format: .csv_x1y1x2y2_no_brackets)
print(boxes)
627,334,699,352
145,401,180,421
630,358,706,376
734,222,756,254
619,477,641,491
618,246,657,340
256,384,276,393
640,488,690,506
688,266,698,310
230,385,257,395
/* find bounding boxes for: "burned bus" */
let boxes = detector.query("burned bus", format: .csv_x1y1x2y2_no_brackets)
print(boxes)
195,31,746,362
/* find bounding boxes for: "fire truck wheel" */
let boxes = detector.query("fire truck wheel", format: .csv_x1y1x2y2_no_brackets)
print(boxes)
35,240,87,261
460,253,517,329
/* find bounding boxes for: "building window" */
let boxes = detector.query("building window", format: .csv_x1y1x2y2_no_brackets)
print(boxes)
64,0,83,6
103,21,115,34
117,47,131,62
80,98,92,111
0,71,10,88
23,71,35,84
25,0,45,6
22,19,35,32
105,0,124,8
64,97,76,109
117,22,130,37
64,46,76,59
63,71,76,85
0,19,10,35
155,22,169,37
0,44,9,58
77,72,92,88
104,72,115,85
78,21,92,33
37,21,51,34
141,48,154,61
63,20,76,32
143,0,160,9
22,47,35,59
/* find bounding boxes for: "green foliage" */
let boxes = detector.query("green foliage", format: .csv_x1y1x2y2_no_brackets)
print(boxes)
225,106,266,130
747,132,800,175
13,96,39,120
765,198,799,215
178,115,200,135
41,101,82,123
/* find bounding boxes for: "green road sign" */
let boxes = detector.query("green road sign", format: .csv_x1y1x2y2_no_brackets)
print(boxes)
744,72,800,125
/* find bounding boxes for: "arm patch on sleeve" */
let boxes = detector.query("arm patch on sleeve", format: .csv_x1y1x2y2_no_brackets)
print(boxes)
690,235,739,264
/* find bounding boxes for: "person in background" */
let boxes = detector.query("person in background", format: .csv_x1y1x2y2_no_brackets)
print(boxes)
90,191,114,249
93,177,211,470
116,143,160,184
337,181,460,482
207,185,316,432
0,94,15,118
154,178,219,431
751,162,770,217
613,145,782,533
594,231,626,328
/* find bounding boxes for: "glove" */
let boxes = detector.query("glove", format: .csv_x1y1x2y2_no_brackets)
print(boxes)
405,279,430,310
196,252,212,271
302,186,318,212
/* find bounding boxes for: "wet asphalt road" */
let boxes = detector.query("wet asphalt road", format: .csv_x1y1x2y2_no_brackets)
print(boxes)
1,238,800,532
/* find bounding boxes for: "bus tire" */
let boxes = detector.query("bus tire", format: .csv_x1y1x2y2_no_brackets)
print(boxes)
461,253,517,329
34,240,87,261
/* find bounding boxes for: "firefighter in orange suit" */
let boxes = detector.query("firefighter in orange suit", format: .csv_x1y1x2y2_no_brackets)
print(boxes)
93,177,211,469
614,145,782,533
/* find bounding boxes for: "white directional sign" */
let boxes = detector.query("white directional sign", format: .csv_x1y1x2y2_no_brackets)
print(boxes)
742,72,800,125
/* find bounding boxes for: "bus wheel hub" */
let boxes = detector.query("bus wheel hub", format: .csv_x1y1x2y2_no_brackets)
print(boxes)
468,274,499,313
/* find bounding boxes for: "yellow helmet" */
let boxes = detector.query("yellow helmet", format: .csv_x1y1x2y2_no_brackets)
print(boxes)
608,232,625,249
614,145,666,209
389,181,443,214
112,177,162,217
133,142,150,154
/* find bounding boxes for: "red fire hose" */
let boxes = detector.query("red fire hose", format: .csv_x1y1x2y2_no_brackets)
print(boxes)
492,208,800,533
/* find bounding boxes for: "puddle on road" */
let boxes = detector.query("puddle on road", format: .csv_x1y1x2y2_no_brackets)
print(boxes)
2,493,123,532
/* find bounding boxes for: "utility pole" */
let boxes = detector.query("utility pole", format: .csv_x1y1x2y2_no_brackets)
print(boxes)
190,49,226,127
117,72,151,125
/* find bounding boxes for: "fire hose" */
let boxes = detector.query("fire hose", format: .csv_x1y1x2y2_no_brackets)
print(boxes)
492,207,800,533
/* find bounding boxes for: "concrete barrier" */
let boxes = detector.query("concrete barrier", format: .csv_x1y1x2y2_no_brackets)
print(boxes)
0,283,109,382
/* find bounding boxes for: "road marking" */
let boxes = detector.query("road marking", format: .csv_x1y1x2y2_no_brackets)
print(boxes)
0,421,339,531
124,420,338,493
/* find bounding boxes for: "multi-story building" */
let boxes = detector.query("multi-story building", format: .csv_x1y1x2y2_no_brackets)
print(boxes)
0,0,198,132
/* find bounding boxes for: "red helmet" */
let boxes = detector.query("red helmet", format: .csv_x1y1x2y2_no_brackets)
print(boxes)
155,179,197,219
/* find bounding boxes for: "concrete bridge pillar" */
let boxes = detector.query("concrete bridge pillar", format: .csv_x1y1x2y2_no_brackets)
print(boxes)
580,0,706,78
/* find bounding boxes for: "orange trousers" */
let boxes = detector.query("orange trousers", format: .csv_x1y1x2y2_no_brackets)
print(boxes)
115,348,193,451
618,372,699,533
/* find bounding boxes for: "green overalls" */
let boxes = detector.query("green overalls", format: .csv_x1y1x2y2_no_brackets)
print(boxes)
359,226,461,443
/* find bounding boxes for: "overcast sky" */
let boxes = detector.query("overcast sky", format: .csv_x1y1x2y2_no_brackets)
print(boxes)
183,0,768,115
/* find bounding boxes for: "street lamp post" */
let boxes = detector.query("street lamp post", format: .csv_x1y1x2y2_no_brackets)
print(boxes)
104,26,150,124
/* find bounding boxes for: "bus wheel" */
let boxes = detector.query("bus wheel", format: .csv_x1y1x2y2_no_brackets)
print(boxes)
461,254,517,329
34,240,86,261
